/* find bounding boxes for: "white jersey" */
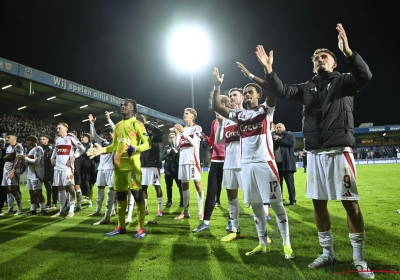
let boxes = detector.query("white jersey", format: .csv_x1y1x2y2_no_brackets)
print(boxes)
230,101,275,164
90,122,114,170
175,125,202,166
51,135,85,171
218,118,241,169
3,143,24,173
25,145,45,180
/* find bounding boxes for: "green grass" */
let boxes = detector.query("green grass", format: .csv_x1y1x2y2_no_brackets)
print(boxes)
1,164,400,280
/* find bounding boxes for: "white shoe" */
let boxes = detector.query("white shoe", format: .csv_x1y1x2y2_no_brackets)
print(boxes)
0,209,14,216
93,219,110,226
308,254,338,268
51,211,65,218
65,212,75,219
14,210,24,216
125,218,132,224
353,260,375,279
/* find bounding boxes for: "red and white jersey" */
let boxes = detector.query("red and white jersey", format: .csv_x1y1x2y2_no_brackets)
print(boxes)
3,143,24,173
25,146,44,180
230,101,275,164
175,125,202,168
51,135,85,171
219,118,241,169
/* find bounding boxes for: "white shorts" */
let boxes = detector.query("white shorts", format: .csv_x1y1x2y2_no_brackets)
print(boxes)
178,164,201,183
241,161,282,204
96,169,114,187
53,169,74,187
306,147,359,200
141,167,161,186
222,169,242,190
27,178,43,190
1,171,20,186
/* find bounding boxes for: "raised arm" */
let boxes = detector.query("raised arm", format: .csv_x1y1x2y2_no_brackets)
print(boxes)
211,68,229,118
89,114,106,144
236,61,276,108
105,111,116,130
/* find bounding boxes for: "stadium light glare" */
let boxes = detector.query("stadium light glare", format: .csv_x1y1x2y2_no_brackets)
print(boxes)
2,85,12,90
80,105,88,109
82,119,89,122
54,113,62,117
47,96,56,100
167,25,211,109
18,106,26,110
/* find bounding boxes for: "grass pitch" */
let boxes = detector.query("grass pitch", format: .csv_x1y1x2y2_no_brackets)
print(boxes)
0,164,399,280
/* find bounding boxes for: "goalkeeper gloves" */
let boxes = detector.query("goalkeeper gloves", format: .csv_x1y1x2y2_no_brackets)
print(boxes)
86,143,104,159
126,145,136,158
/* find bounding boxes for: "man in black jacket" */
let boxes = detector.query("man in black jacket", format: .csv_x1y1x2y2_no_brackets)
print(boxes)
259,24,374,278
40,135,55,209
140,115,163,217
161,132,182,207
273,123,297,206
0,138,6,213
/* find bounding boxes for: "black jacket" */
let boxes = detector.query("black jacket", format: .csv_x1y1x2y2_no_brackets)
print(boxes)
140,123,163,168
265,52,372,150
161,144,179,175
273,131,297,172
41,144,54,180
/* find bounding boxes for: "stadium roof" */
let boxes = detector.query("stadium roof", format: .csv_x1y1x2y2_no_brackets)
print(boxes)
0,57,184,131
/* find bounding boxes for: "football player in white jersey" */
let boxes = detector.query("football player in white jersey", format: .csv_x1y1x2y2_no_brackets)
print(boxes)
23,135,47,216
88,112,117,226
50,122,86,218
0,132,24,215
173,108,204,221
212,66,294,259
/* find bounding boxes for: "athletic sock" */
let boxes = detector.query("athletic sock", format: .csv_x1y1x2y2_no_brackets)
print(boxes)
69,191,76,213
263,203,269,216
349,231,365,261
229,198,239,232
96,188,105,213
271,202,290,245
252,203,267,245
318,230,335,256
197,190,203,214
136,201,146,228
40,202,46,211
7,193,14,211
59,190,66,212
157,197,162,211
76,189,82,208
182,189,190,213
104,189,115,220
88,188,93,203
117,199,127,228
14,193,22,211
30,204,37,212
144,198,148,211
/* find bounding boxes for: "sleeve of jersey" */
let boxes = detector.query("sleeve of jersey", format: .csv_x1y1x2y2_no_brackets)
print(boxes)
216,119,225,144
207,121,216,147
135,122,151,152
71,137,87,157
15,145,24,157
108,119,116,130
90,123,106,145
262,101,275,121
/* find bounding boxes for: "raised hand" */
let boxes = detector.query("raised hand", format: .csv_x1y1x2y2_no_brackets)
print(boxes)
336,23,352,57
174,124,184,133
236,62,251,78
88,114,96,124
212,67,224,87
105,111,111,120
86,143,103,159
141,114,148,124
255,45,273,73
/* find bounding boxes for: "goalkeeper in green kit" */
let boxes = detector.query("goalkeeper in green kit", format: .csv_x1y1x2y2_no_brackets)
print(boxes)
87,98,151,238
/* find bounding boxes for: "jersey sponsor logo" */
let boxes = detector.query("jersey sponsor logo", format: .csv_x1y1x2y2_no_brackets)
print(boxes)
240,122,263,132
179,135,194,147
56,144,71,156
117,137,131,145
224,124,240,143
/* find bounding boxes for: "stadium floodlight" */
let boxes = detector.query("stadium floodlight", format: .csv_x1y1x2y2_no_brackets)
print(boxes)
54,113,62,117
167,25,211,109
2,85,12,90
82,119,89,122
18,106,26,110
47,96,56,100
80,105,88,109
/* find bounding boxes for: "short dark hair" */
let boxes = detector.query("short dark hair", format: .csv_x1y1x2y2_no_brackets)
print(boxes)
6,132,17,137
125,98,138,116
69,130,77,137
81,133,91,140
311,48,337,62
40,134,49,139
26,135,38,143
244,83,262,96
229,88,243,95
104,127,113,133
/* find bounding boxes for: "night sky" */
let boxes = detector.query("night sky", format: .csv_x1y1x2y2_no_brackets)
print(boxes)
1,0,398,135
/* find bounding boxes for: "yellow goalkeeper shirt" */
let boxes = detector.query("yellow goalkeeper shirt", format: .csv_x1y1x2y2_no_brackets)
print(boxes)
104,117,151,171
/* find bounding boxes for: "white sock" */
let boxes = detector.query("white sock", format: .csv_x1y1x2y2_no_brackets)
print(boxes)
76,189,82,208
157,197,162,211
229,198,240,232
271,202,290,245
349,231,365,261
14,193,22,211
59,190,67,212
196,190,203,214
318,230,335,256
203,220,210,225
7,193,14,210
263,203,269,216
252,203,267,246
96,188,105,213
40,202,46,211
127,195,134,220
104,189,115,220
30,204,37,211
144,199,148,210
183,189,190,212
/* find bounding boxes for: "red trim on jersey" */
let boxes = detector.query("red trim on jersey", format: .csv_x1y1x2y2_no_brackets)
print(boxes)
268,161,280,184
179,134,195,148
266,115,275,160
157,168,160,176
343,152,355,178
194,152,201,173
